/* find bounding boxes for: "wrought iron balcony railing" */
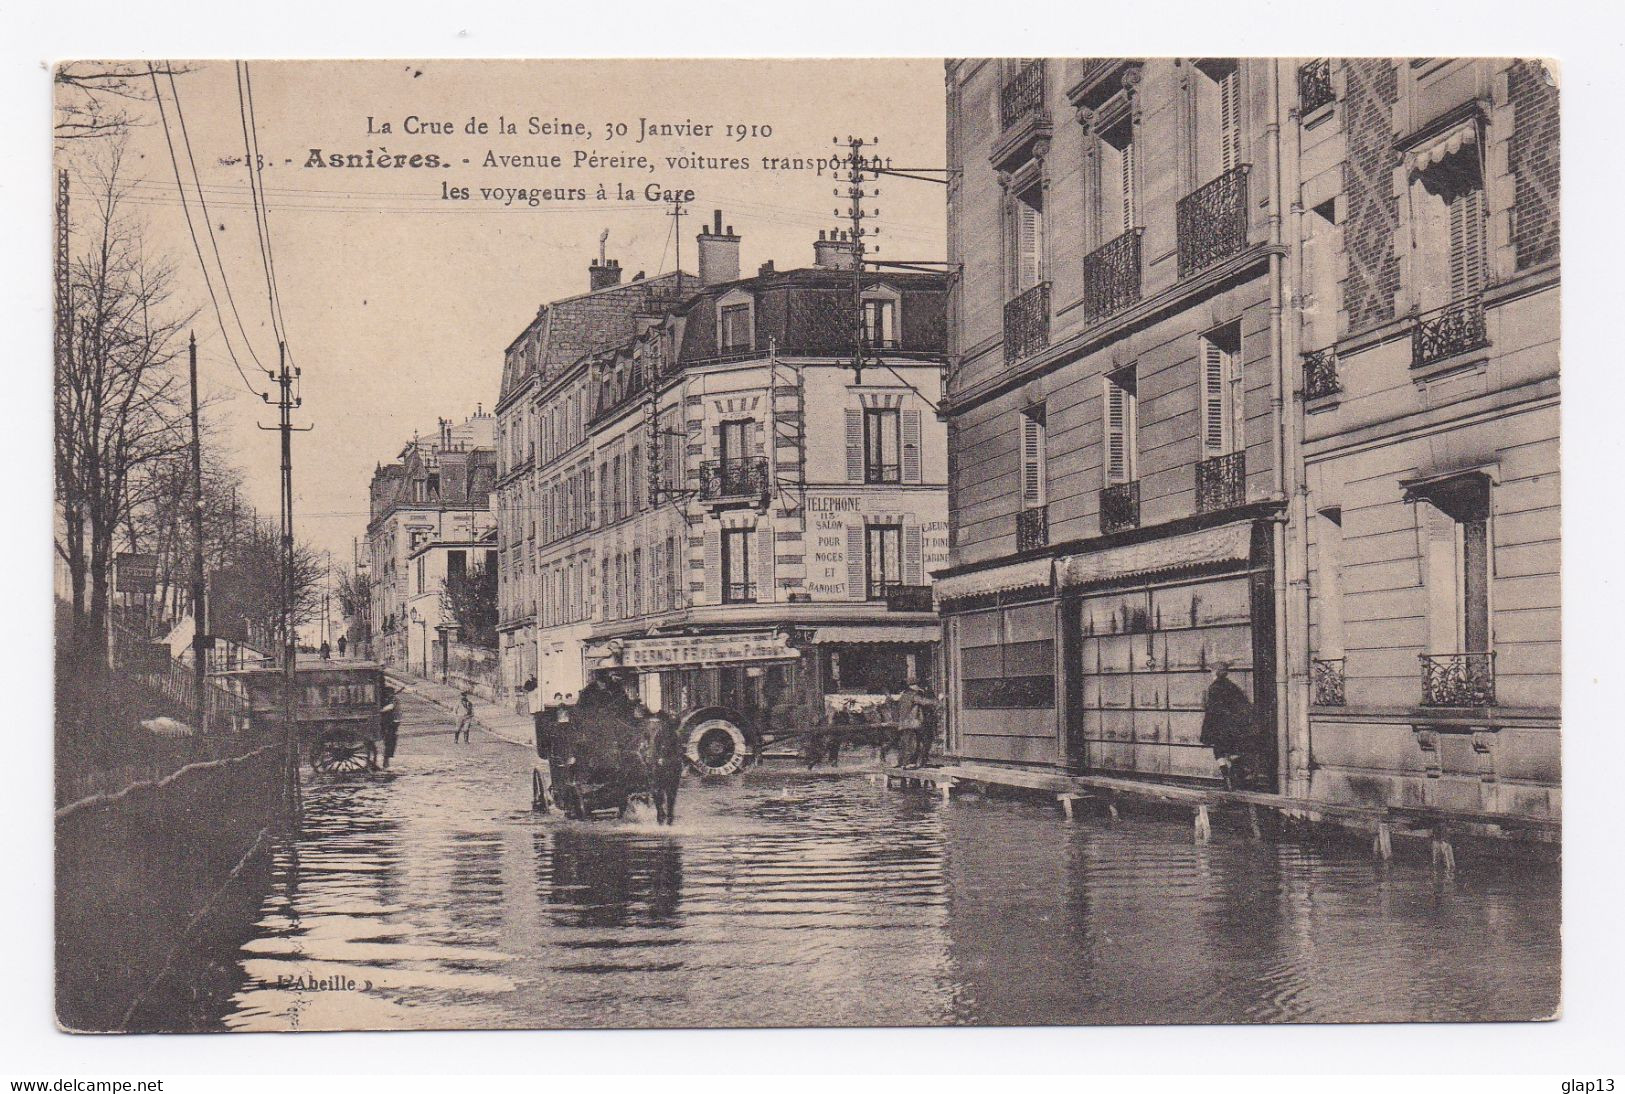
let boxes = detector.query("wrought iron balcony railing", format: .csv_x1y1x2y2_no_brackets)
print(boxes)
1195,450,1246,514
1420,652,1496,707
1000,60,1046,131
1298,59,1335,115
1312,657,1346,706
1004,281,1051,363
872,583,934,612
1412,297,1489,369
865,463,901,485
1083,228,1144,323
1099,479,1141,534
1017,504,1049,552
698,456,770,503
1176,164,1251,278
1303,347,1341,400
722,581,757,605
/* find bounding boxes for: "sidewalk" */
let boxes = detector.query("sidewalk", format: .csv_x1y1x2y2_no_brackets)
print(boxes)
386,671,534,750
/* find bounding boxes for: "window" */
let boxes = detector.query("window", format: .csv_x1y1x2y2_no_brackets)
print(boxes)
1199,323,1243,458
1020,405,1047,507
719,419,752,467
632,547,644,616
1303,199,1341,350
1193,58,1243,184
719,304,752,353
1313,508,1346,660
630,445,644,511
1410,146,1486,311
416,556,425,594
865,524,903,599
1416,477,1491,656
864,407,901,483
1009,184,1045,295
863,298,897,348
447,550,467,582
721,528,754,603
601,556,610,619
1099,117,1137,237
667,534,681,608
1104,367,1138,484
612,454,625,519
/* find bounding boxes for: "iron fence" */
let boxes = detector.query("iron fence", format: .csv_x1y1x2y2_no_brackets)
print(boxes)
1298,59,1335,114
1304,347,1342,399
1420,652,1496,707
1312,657,1346,706
1000,60,1046,131
1412,297,1489,369
1099,480,1141,534
1004,281,1052,363
699,456,771,503
1083,228,1144,323
1177,164,1251,278
1017,505,1049,552
1196,450,1247,514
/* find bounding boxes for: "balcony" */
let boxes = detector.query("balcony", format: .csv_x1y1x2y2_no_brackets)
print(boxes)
1000,60,1046,132
1099,480,1140,534
1312,658,1346,706
1082,228,1144,323
1412,297,1489,370
873,583,934,612
864,463,901,485
722,581,757,605
1298,59,1335,115
1420,652,1496,707
1016,505,1049,552
698,456,770,507
1303,347,1341,400
1004,282,1051,363
1176,164,1251,278
1195,450,1246,514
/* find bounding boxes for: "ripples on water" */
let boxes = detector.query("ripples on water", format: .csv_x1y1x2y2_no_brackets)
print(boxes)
223,714,1559,1030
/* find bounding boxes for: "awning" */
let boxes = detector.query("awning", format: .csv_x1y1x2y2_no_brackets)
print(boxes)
1406,118,1478,174
810,624,941,645
932,557,1053,603
1057,521,1254,589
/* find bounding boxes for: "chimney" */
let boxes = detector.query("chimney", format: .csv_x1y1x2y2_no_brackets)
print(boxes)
697,209,740,286
589,257,623,291
814,228,858,271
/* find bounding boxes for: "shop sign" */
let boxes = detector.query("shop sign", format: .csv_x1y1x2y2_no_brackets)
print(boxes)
115,552,158,594
594,631,799,670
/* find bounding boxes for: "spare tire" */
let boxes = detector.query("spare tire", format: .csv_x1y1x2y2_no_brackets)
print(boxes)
684,714,751,777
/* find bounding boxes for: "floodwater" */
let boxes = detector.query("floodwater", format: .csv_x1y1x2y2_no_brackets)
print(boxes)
220,690,1559,1030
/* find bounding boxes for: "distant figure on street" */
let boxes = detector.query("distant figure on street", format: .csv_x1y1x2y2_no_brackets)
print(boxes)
319,640,331,661
455,689,475,743
337,635,347,658
1200,661,1258,790
380,685,400,768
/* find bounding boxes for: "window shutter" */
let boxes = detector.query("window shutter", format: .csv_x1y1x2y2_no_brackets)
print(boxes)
755,524,773,602
1219,67,1241,172
845,409,864,482
845,524,866,600
1105,380,1129,483
703,527,721,604
1017,200,1042,291
904,522,923,587
1201,339,1229,457
902,409,922,482
1122,139,1137,232
1021,413,1045,505
1449,187,1485,302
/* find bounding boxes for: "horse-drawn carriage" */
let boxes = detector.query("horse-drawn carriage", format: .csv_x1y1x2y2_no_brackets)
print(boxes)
223,662,389,774
532,675,683,824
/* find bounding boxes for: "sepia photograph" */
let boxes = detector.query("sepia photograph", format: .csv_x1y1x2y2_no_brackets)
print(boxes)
39,44,1578,1055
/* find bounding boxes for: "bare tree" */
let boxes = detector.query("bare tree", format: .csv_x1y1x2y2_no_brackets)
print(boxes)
54,61,189,145
336,567,375,653
55,141,194,664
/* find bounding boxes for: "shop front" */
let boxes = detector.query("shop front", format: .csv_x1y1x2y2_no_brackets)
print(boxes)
1057,520,1277,788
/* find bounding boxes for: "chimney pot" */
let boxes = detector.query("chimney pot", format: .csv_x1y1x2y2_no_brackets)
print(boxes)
697,208,741,285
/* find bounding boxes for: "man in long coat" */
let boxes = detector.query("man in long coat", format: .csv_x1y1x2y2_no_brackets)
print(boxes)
1200,661,1257,790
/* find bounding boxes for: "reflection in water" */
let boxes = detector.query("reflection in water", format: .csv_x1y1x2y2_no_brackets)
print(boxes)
221,695,1558,1030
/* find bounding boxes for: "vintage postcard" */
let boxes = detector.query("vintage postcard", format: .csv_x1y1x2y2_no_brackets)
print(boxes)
52,57,1560,1033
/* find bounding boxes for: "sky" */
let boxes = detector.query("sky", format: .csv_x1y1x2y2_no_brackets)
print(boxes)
58,59,948,573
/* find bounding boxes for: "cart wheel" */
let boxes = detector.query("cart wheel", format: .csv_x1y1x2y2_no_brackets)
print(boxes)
684,716,751,777
311,733,373,774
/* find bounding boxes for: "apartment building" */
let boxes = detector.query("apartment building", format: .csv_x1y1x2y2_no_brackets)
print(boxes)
937,57,1559,823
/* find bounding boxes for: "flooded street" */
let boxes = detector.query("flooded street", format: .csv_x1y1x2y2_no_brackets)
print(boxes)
221,691,1559,1030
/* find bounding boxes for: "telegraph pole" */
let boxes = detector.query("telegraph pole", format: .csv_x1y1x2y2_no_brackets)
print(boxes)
668,195,688,296
188,333,208,710
260,340,310,812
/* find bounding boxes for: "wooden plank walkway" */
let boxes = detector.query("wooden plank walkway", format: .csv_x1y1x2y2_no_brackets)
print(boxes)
878,763,1559,869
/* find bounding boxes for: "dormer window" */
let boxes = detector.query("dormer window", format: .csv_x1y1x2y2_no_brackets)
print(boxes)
716,288,754,355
